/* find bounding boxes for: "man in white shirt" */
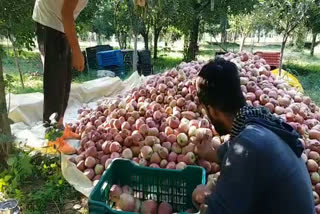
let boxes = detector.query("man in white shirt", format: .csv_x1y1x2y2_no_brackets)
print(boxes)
33,0,88,128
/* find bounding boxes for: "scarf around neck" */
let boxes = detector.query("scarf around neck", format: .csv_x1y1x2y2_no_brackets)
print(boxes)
230,105,276,139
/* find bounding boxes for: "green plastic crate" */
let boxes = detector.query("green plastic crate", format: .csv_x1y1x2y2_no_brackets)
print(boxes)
89,159,206,214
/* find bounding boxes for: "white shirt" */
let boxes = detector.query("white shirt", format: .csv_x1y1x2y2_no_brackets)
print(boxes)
33,0,88,33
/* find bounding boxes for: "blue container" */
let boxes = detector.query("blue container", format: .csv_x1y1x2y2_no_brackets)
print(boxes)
97,50,124,67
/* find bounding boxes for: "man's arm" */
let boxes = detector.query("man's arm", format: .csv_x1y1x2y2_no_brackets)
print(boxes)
61,0,84,71
206,139,258,214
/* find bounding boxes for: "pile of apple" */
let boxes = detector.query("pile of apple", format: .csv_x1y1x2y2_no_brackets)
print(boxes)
68,59,223,184
69,51,320,211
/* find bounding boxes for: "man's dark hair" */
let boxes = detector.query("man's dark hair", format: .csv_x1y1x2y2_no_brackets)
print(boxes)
197,57,246,115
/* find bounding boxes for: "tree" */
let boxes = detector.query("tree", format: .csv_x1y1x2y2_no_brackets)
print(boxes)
229,14,255,52
306,1,320,56
293,25,308,51
250,4,273,43
148,0,178,59
0,51,12,165
162,27,182,50
174,0,257,62
112,0,135,49
137,5,152,51
77,0,104,35
0,0,36,163
261,0,314,74
174,0,205,61
91,1,116,44
0,0,35,89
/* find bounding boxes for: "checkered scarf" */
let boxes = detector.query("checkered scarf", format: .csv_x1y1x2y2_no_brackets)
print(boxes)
230,105,276,139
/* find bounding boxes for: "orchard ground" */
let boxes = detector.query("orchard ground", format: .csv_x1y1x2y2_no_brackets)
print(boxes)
3,41,320,103
1,41,319,213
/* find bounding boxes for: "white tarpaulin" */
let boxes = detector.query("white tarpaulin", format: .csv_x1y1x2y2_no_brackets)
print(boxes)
9,72,148,197
7,93,44,126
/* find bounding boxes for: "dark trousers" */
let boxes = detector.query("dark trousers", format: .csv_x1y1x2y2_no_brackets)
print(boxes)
36,23,72,124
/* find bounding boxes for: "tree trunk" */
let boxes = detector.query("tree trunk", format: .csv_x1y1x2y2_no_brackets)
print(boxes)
239,36,246,52
12,45,24,89
0,54,12,165
185,17,200,62
220,16,228,45
133,35,138,72
116,33,123,49
97,34,102,45
124,34,128,49
279,35,288,76
143,33,149,50
257,28,261,43
311,32,318,57
153,31,159,59
153,26,162,59
142,22,150,51
183,34,189,58
150,32,153,58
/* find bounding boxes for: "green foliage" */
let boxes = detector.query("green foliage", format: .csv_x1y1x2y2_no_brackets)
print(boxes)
45,128,63,142
92,2,116,41
305,0,320,34
229,14,255,38
162,27,183,49
260,0,313,37
0,0,35,50
173,0,258,60
0,150,82,213
285,63,320,76
114,0,134,49
0,152,33,196
77,0,104,34
293,25,308,51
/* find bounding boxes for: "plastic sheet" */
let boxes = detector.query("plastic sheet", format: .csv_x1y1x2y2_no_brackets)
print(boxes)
10,72,145,197
271,69,304,93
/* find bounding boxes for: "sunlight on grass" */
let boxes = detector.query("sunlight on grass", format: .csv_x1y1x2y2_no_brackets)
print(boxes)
2,44,320,101
153,53,182,73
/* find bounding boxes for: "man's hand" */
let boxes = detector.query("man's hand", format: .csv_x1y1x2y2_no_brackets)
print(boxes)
196,135,220,163
72,48,85,71
200,204,208,214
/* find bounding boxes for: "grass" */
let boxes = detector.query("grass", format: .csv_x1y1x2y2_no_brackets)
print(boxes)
0,149,87,214
2,44,320,100
285,62,320,104
2,48,184,94
3,49,43,94
153,54,182,73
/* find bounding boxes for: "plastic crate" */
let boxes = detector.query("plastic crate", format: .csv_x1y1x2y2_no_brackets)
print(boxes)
97,50,124,67
138,63,153,76
122,50,134,65
86,45,113,69
254,52,281,68
89,159,206,214
138,50,152,65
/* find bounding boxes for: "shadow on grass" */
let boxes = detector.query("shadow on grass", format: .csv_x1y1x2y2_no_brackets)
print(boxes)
285,63,320,105
153,55,182,74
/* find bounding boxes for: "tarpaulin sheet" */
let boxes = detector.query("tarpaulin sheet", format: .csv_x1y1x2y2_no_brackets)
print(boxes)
271,69,304,93
9,72,147,197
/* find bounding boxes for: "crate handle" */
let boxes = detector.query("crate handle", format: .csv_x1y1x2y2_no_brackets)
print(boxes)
101,181,108,195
